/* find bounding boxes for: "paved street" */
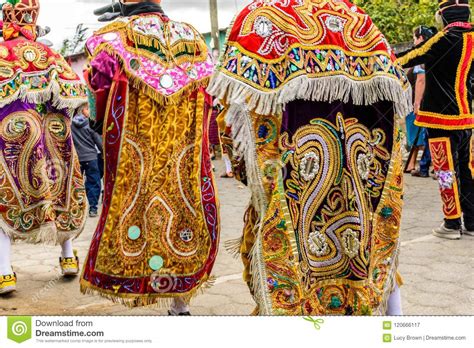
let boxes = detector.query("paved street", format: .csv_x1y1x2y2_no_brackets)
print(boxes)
1,160,473,316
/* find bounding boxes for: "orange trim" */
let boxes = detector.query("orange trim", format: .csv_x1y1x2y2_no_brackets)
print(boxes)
416,110,474,120
455,33,474,115
429,137,462,219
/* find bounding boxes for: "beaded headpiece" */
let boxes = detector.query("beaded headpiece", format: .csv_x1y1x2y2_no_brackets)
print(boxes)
2,0,40,41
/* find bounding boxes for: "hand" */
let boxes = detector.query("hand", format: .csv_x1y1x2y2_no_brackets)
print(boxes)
414,102,421,113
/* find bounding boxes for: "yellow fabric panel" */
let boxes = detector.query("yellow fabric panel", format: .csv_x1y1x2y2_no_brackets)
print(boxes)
95,87,211,279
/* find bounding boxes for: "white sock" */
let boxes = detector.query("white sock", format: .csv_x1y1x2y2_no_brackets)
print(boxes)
61,239,74,258
170,297,190,315
386,284,403,316
223,155,232,173
0,229,13,276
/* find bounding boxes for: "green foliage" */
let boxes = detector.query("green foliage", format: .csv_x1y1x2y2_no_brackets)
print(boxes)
353,0,439,44
5,0,20,5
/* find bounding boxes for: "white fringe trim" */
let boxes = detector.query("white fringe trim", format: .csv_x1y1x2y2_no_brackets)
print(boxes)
0,78,87,113
248,222,273,315
208,73,413,118
226,104,274,314
226,104,268,215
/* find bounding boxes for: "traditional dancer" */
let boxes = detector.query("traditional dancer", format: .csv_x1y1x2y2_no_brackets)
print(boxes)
80,0,219,315
0,0,88,294
209,0,410,315
398,0,473,240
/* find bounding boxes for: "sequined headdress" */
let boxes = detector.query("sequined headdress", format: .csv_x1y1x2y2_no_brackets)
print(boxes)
439,0,470,11
2,0,40,41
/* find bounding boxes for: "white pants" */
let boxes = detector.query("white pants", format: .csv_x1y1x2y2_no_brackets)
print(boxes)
0,229,12,276
0,228,75,276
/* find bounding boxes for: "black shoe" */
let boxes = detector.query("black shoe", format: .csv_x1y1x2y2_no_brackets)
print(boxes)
89,210,98,218
168,310,191,316
411,170,429,178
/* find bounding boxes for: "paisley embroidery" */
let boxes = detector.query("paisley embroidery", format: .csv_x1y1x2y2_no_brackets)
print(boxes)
0,107,87,242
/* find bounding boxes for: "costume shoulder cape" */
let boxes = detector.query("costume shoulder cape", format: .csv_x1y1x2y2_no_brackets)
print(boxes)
85,14,214,105
208,0,411,116
0,38,87,109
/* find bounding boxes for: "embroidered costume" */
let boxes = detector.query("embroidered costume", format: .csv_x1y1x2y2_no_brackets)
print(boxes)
0,0,88,245
209,0,410,315
398,0,474,236
80,5,220,307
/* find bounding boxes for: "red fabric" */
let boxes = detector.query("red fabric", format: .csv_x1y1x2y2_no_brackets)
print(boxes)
458,33,473,114
208,107,220,146
416,112,474,129
445,21,472,30
227,0,395,61
2,22,36,41
0,37,82,84
429,138,462,219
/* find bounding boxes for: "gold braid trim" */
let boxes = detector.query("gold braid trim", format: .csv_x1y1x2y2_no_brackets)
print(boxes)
126,29,208,63
95,20,128,36
397,31,445,66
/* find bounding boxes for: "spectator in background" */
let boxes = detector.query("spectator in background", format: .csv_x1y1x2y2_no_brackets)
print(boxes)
405,26,438,178
72,105,103,218
398,0,474,239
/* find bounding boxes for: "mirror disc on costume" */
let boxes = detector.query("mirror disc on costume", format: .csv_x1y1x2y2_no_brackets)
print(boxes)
103,32,118,41
179,228,194,242
130,58,141,71
254,16,273,37
128,226,141,240
187,67,198,80
149,256,164,271
23,48,37,62
159,74,174,89
24,13,33,23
